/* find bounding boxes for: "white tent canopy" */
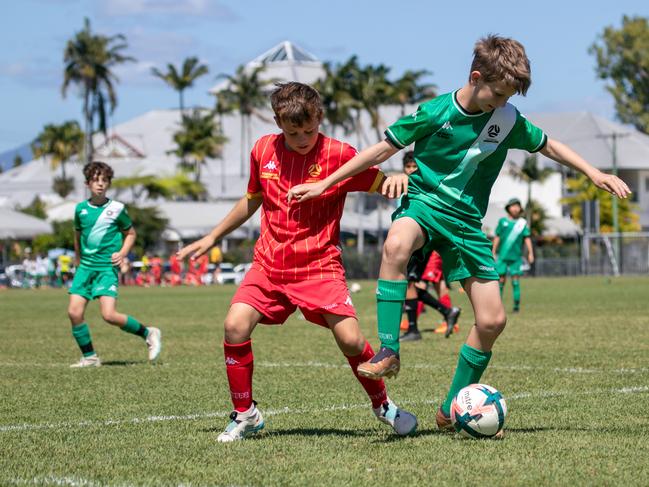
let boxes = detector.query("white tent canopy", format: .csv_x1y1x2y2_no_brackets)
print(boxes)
0,207,52,239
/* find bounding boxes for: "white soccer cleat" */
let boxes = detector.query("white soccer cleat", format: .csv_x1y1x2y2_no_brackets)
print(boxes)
217,402,265,443
373,398,418,436
145,327,162,362
70,355,101,368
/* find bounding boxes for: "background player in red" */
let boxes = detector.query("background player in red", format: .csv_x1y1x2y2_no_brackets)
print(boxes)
178,82,416,442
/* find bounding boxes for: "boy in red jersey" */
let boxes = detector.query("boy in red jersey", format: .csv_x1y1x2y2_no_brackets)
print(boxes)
178,82,416,442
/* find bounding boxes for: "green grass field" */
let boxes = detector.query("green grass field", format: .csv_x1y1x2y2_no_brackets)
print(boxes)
2,276,649,486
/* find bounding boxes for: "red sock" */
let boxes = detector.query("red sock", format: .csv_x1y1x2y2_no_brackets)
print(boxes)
345,341,388,408
223,340,254,412
439,294,452,309
416,300,425,317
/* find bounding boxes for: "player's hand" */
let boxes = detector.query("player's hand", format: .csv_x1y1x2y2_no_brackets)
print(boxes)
381,174,408,199
111,252,125,266
591,171,631,198
528,254,535,265
177,235,215,261
287,182,326,203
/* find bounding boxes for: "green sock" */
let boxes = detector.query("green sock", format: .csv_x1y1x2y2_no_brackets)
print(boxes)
72,323,96,357
512,280,520,309
441,344,492,415
376,279,407,354
122,315,149,339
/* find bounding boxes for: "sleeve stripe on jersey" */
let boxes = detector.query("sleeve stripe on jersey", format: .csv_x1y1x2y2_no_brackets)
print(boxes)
246,191,263,200
530,133,548,153
368,172,384,193
384,128,406,149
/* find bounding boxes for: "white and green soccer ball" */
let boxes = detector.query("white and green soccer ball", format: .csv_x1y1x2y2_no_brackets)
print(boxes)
451,384,507,438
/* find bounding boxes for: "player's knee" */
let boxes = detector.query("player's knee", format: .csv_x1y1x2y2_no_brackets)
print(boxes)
223,316,250,343
101,311,120,325
478,312,507,335
382,235,412,266
67,306,83,323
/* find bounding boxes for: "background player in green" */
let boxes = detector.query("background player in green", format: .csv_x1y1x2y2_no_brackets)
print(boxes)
493,198,534,312
68,161,162,367
288,35,631,434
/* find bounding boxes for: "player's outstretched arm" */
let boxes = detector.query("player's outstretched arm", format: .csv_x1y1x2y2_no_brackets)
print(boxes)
540,138,631,198
177,196,262,261
288,139,399,203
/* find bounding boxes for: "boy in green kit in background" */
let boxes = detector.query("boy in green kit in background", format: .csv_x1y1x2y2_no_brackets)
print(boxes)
67,161,161,367
493,198,534,312
288,35,631,434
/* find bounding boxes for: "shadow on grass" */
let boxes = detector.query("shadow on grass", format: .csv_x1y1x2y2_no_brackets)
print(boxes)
100,360,148,367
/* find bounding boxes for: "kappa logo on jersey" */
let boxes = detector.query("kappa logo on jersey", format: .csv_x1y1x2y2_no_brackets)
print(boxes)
264,160,278,171
106,210,114,217
435,120,454,139
261,159,280,180
80,209,88,216
225,357,239,365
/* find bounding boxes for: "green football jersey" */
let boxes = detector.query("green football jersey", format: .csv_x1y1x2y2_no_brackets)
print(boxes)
74,199,132,269
496,216,530,261
385,91,547,222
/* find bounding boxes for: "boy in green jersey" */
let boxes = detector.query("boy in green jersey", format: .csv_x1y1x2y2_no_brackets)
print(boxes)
67,162,161,367
288,35,631,433
493,198,534,312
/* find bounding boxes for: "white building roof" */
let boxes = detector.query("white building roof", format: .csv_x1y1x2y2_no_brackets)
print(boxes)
209,41,325,94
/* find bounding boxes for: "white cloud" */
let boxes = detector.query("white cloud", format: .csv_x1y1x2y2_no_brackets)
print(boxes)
100,0,238,20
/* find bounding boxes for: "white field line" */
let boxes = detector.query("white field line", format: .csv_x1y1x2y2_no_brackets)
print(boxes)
1,385,648,434
1,360,648,375
4,475,119,487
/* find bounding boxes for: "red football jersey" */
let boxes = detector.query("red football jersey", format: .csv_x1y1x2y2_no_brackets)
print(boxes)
246,133,383,281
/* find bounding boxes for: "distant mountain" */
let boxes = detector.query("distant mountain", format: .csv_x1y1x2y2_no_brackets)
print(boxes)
0,143,33,172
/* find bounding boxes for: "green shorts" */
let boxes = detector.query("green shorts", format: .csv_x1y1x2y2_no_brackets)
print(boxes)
394,196,499,283
496,258,523,277
69,267,119,300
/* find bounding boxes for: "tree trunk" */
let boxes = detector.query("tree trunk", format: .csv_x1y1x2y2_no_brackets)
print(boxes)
179,90,185,116
240,116,246,178
527,182,533,226
83,86,92,165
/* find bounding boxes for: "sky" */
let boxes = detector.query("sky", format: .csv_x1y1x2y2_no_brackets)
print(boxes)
0,0,647,153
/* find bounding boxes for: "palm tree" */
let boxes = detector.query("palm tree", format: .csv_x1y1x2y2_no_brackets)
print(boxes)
32,121,84,197
170,109,227,187
62,17,135,163
509,154,555,226
217,65,275,177
112,173,206,201
151,56,209,116
391,69,437,115
561,174,640,233
313,62,355,138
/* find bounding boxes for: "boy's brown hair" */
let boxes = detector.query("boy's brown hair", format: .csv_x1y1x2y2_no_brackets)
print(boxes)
83,161,114,183
270,82,323,126
470,35,531,96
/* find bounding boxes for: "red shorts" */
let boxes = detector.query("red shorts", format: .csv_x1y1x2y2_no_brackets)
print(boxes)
231,267,356,327
422,251,443,283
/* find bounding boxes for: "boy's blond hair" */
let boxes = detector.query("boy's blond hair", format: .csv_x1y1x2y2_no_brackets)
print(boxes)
270,82,323,126
470,35,531,95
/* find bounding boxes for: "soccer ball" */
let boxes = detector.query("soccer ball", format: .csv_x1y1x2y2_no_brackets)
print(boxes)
450,384,507,438
349,282,362,293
